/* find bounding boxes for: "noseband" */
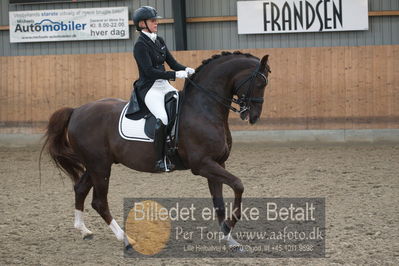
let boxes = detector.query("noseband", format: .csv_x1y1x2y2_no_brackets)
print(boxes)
186,63,269,114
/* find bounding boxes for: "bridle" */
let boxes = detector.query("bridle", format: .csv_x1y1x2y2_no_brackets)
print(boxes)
232,63,268,113
186,63,269,114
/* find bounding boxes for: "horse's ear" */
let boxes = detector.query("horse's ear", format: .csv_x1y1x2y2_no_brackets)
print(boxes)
259,54,269,72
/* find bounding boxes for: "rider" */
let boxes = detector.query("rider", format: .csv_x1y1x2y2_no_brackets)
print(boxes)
132,6,195,172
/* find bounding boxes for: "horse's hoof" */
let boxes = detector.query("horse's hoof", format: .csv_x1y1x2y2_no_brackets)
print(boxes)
83,233,94,240
126,235,136,246
125,244,133,251
223,234,244,252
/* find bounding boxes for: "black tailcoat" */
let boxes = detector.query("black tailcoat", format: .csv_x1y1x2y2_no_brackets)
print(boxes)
126,32,186,117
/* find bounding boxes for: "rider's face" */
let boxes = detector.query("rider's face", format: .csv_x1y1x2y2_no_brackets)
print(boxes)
142,18,158,33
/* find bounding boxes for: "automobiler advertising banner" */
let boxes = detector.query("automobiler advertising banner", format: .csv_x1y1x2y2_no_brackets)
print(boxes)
9,7,129,43
237,0,368,34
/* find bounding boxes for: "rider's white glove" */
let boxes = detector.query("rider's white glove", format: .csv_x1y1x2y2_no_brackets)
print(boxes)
175,70,188,79
185,67,195,75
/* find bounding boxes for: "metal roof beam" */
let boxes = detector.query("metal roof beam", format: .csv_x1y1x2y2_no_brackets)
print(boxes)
172,0,187,51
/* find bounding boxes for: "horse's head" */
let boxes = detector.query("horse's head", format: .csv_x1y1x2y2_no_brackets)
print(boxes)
234,55,271,124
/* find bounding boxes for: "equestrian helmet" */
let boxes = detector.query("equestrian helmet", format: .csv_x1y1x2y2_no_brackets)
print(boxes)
133,6,162,31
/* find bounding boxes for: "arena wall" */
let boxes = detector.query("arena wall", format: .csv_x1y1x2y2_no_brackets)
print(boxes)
0,0,398,133
1,45,398,133
1,0,398,55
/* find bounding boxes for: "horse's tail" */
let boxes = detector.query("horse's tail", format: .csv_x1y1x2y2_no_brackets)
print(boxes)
40,107,84,185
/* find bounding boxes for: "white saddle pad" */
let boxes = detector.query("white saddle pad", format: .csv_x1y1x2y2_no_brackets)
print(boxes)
118,104,154,142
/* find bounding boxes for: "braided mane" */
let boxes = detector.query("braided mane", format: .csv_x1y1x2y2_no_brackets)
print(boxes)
194,51,258,75
183,51,259,91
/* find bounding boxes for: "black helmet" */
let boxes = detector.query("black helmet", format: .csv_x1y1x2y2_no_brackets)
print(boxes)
133,6,162,31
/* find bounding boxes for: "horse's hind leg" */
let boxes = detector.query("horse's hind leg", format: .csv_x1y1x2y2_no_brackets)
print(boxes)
73,171,94,239
88,165,134,248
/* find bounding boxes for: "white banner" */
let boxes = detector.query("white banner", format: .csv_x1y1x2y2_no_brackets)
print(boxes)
237,0,369,34
9,7,129,43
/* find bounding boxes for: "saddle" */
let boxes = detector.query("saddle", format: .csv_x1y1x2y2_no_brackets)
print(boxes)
119,86,182,155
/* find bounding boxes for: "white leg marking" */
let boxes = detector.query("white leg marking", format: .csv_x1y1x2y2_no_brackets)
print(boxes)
109,219,136,247
222,233,243,251
74,209,93,238
109,219,125,241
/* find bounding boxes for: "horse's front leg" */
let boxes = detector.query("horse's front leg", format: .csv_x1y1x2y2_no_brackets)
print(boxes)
200,159,244,249
207,180,225,225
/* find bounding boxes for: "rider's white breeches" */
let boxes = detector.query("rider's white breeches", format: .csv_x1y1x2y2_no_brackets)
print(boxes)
144,79,177,125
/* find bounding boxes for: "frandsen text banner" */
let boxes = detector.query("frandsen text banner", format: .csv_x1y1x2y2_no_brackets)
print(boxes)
237,0,368,34
9,7,129,43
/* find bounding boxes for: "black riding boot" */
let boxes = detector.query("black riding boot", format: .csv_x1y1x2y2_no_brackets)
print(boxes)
154,119,175,172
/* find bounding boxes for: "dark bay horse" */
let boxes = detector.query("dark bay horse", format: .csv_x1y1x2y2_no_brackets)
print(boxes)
42,51,271,249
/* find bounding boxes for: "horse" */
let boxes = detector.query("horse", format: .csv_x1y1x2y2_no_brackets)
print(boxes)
42,51,271,250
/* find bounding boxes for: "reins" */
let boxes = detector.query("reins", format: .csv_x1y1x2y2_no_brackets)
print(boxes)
186,78,245,113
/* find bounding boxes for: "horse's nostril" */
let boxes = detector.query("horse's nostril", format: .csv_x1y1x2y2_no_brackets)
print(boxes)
249,114,260,124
